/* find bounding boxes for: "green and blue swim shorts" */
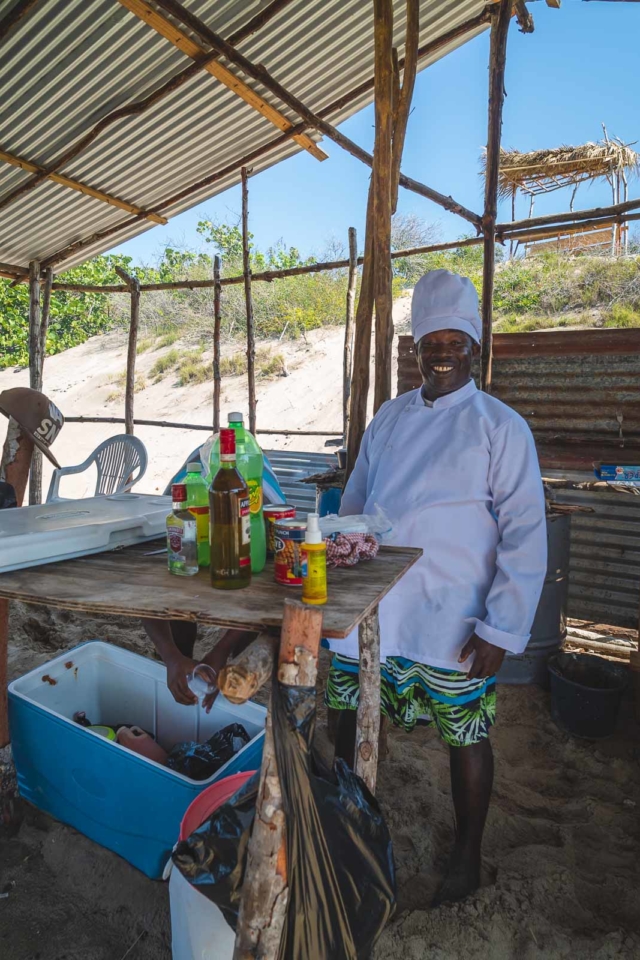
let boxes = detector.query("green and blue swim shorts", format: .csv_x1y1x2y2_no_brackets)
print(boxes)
326,653,496,747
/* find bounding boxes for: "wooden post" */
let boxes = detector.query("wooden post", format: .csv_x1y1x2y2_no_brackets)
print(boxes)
354,610,381,794
233,600,323,960
481,0,511,394
27,259,41,505
115,266,141,435
241,167,257,436
345,188,375,480
372,0,394,416
343,226,357,441
0,422,34,746
28,266,53,505
213,254,222,433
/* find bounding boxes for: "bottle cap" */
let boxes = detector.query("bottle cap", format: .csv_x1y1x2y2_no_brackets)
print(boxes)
228,412,244,424
305,513,323,545
220,428,236,456
186,461,201,473
172,483,187,502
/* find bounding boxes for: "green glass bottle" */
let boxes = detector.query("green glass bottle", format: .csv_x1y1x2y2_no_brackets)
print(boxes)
184,461,210,567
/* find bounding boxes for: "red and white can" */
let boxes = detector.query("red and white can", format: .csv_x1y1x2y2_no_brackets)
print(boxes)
264,504,296,558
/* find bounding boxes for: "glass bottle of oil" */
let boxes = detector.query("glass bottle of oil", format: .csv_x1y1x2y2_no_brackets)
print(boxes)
209,428,251,590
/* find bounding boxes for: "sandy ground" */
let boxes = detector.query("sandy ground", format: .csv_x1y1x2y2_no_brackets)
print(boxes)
0,296,412,500
1,603,639,960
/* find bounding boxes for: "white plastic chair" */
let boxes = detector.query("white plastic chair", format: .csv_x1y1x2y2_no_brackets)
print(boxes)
46,435,148,503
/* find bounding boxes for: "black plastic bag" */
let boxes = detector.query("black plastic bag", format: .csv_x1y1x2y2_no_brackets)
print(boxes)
0,481,17,510
165,723,250,780
173,681,396,960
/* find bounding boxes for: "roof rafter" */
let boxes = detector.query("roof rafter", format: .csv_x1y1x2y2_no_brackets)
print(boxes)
0,0,41,43
116,0,328,162
0,147,167,223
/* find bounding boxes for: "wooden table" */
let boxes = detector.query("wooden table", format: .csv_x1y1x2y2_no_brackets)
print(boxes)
0,541,421,789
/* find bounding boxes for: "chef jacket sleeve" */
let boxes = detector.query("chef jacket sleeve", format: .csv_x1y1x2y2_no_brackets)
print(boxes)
469,417,548,655
339,420,374,516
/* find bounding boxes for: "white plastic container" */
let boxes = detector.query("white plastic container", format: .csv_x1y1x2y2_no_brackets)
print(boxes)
9,641,265,877
0,493,172,572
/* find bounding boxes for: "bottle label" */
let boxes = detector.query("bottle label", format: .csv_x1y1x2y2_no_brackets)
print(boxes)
247,477,263,515
189,506,209,545
220,453,235,463
302,547,327,602
240,497,251,545
167,523,183,554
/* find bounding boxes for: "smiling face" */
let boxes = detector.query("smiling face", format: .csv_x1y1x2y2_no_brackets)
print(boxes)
417,328,480,400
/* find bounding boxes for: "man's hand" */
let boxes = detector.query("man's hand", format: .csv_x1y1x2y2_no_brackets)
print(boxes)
165,652,198,706
200,629,258,713
458,633,505,680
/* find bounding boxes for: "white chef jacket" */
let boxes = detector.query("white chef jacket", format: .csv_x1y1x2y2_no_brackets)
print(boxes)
330,380,547,672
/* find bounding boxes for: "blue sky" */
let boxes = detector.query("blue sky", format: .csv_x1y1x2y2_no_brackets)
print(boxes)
111,1,640,265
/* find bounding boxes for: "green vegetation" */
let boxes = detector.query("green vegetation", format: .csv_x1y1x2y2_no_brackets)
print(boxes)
106,370,147,402
3,214,639,374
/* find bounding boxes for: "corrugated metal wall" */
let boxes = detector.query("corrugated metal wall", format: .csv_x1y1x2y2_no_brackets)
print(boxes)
397,329,640,627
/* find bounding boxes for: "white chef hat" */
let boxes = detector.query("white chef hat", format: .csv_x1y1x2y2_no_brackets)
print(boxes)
411,269,481,344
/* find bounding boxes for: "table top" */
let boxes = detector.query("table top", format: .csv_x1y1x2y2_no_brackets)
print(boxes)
0,542,422,638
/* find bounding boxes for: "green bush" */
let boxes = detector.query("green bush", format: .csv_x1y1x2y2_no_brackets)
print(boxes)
602,304,640,328
149,348,180,380
219,352,247,377
177,353,212,385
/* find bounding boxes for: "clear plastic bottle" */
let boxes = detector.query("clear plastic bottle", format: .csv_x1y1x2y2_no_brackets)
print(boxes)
166,483,199,576
185,461,211,567
209,413,266,574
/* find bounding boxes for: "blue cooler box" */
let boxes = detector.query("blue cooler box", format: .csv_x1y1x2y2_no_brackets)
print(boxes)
9,641,265,878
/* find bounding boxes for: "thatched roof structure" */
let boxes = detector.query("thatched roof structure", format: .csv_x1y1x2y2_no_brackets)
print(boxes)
484,139,639,199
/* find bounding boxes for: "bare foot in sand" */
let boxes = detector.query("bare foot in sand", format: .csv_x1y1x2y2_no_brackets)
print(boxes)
431,846,481,907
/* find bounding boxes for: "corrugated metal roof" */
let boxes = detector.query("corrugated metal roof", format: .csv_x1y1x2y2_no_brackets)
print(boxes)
0,0,488,273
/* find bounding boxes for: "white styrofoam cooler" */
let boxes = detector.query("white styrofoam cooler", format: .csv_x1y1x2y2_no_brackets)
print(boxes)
9,641,266,877
0,493,172,571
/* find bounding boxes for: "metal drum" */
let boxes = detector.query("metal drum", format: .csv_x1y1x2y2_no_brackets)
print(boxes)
497,514,571,685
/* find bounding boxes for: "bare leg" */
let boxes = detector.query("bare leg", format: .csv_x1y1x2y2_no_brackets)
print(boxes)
433,737,494,906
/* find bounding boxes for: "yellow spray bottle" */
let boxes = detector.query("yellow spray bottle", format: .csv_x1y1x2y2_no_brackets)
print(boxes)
302,513,327,605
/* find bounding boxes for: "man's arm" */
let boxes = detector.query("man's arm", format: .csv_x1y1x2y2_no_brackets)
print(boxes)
142,618,198,705
460,417,547,679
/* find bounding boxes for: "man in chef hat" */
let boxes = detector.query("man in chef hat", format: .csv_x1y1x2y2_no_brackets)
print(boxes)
328,269,547,905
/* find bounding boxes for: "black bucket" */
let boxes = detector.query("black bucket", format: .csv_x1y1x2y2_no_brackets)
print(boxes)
548,652,628,739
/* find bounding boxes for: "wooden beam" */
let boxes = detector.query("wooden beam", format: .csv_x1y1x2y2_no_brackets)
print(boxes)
115,267,142,435
0,260,28,278
152,0,480,229
0,0,40,42
241,167,257,436
481,0,511,395
0,148,167,224
546,0,561,8
372,0,395,415
116,0,327,161
228,0,296,44
212,254,222,434
343,226,358,441
497,195,640,236
513,1,534,33
27,260,42,505
233,599,323,960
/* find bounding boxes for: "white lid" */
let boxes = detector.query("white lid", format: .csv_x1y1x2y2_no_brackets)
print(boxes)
186,462,201,473
305,513,323,544
228,412,244,423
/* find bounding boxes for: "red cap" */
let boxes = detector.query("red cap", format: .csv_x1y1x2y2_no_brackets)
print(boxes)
220,428,236,456
172,483,187,502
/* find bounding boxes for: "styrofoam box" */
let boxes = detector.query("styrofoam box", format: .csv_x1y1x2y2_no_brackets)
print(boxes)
0,493,172,572
9,641,265,878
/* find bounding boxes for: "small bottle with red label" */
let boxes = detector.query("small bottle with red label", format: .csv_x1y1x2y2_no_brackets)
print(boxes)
166,483,199,576
209,428,252,590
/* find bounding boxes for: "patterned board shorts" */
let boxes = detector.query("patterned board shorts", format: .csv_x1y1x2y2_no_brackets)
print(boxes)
326,653,496,747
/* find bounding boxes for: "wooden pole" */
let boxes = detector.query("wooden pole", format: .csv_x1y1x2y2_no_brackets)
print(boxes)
27,259,42,505
241,167,257,436
481,0,511,394
390,0,419,216
354,610,381,794
213,254,222,434
115,266,141,435
233,599,323,960
372,0,394,416
343,227,358,441
0,423,34,746
346,187,375,481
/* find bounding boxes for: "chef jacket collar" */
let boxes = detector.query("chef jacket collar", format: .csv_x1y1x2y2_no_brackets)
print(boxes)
415,378,477,411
